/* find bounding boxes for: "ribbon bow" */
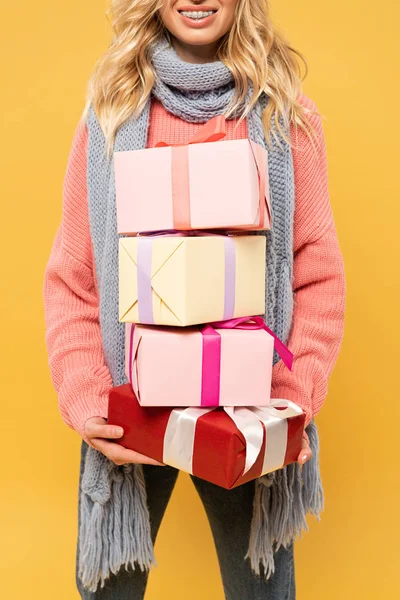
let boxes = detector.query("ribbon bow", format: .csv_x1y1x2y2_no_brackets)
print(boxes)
163,400,303,480
203,316,293,371
154,116,226,229
199,316,293,407
155,115,227,149
154,115,268,230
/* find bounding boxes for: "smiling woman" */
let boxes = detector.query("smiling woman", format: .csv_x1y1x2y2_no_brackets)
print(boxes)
42,0,347,599
86,0,312,158
160,1,237,54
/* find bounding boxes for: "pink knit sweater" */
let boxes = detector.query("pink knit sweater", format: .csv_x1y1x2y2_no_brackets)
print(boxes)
43,96,346,447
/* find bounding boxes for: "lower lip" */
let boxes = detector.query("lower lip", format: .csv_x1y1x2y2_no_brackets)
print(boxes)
178,11,218,28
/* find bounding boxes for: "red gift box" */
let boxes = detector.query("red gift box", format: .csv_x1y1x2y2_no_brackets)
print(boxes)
107,384,305,490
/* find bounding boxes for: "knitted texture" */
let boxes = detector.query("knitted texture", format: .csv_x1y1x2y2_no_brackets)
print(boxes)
43,40,346,593
151,39,242,120
43,127,113,435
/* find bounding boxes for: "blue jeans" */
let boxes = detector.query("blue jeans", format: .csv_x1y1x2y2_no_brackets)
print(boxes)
76,441,296,600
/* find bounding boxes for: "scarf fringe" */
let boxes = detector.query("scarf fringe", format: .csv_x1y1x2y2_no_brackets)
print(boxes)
78,449,154,593
78,423,323,592
246,420,323,577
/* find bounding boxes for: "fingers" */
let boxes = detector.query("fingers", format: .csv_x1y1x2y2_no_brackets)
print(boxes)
84,417,164,466
298,435,313,465
89,437,165,467
85,418,125,440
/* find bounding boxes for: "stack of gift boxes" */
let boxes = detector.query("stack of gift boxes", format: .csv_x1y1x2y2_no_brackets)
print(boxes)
107,116,305,489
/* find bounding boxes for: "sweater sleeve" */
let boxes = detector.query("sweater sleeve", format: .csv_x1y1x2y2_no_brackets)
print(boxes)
43,119,113,447
270,96,346,427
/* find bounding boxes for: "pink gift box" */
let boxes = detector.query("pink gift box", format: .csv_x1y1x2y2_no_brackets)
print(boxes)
114,116,271,235
124,318,293,408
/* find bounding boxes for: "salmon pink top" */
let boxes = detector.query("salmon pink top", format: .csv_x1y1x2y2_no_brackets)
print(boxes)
43,95,346,447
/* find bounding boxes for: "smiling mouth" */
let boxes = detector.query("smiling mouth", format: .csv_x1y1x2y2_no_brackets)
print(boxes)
178,9,218,21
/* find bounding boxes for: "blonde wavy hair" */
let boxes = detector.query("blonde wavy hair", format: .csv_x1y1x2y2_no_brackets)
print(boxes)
82,0,314,157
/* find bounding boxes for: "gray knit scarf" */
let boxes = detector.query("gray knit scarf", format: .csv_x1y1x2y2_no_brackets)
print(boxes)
79,39,323,592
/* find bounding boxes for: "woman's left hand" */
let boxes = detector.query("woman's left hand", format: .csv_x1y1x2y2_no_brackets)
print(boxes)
297,432,312,465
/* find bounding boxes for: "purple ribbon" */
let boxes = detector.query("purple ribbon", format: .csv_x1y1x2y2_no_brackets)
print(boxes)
223,237,236,320
136,235,236,325
137,237,154,324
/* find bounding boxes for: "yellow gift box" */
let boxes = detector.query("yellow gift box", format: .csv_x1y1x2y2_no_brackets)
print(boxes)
119,235,266,326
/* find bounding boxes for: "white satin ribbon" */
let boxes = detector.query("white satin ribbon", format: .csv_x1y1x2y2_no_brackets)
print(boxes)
224,406,264,474
163,407,214,473
162,400,303,477
252,400,302,475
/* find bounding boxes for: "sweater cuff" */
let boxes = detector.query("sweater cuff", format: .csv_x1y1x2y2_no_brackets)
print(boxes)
67,392,110,448
270,385,313,429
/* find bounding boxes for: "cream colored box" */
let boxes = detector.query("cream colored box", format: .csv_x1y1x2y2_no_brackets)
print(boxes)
119,235,266,327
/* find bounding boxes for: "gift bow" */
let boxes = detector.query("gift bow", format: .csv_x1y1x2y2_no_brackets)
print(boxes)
163,400,303,479
204,316,293,370
154,115,226,230
199,316,293,407
154,115,268,230
155,114,227,148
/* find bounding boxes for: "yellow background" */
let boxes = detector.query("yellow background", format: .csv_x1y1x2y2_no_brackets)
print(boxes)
1,1,399,598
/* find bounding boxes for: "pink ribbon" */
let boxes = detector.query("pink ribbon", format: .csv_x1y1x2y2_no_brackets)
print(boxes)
248,141,270,229
155,116,227,230
154,116,270,231
200,317,293,407
208,317,294,371
200,326,221,407
128,323,135,392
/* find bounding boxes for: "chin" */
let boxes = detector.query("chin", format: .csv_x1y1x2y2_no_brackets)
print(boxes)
177,31,221,46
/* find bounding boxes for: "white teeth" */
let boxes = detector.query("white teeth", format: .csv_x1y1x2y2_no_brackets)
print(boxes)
180,10,215,20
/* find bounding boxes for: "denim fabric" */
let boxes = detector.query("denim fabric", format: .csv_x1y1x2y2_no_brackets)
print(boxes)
76,441,295,600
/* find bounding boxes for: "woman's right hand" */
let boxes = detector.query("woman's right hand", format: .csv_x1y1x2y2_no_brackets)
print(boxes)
84,417,165,466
